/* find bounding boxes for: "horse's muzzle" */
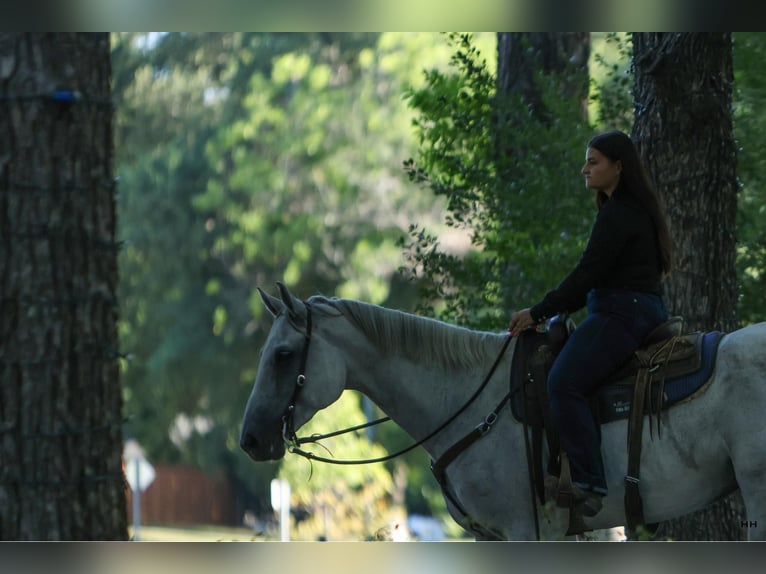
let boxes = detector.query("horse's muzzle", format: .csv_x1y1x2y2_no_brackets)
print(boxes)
240,430,285,461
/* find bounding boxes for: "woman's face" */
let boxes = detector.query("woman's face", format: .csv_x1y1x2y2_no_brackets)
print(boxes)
582,146,621,196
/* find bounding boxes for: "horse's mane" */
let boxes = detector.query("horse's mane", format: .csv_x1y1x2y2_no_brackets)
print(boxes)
309,296,504,371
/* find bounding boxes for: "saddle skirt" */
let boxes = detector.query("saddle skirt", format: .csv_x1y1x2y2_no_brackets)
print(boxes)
593,330,724,424
510,317,726,427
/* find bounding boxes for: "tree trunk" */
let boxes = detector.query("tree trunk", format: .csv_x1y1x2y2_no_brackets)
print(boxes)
496,32,590,123
0,33,127,540
631,32,743,540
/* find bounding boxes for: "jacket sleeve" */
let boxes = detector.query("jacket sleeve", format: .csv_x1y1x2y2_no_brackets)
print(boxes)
529,201,630,322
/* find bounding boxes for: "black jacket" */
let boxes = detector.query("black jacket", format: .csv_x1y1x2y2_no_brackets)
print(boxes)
530,192,663,323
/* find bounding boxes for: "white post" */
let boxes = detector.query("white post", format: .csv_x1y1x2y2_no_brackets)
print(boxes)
124,439,154,542
132,462,141,541
279,480,291,542
271,478,291,541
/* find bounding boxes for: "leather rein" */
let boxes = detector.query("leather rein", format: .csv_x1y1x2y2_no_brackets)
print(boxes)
281,301,515,466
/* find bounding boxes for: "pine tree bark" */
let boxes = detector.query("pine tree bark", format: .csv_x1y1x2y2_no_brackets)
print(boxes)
631,32,743,541
0,33,127,540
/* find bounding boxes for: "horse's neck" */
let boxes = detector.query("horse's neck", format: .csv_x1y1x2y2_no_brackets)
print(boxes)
349,364,452,454
339,314,509,452
351,356,475,416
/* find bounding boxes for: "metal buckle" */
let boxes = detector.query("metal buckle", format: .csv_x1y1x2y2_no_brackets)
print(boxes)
477,412,498,436
296,374,306,386
624,475,640,485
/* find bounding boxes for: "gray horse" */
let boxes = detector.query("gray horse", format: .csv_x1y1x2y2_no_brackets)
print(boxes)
240,283,766,540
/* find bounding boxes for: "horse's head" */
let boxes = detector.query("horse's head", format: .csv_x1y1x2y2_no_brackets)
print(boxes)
239,283,347,461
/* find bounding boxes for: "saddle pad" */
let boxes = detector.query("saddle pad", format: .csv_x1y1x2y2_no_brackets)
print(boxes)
594,330,725,424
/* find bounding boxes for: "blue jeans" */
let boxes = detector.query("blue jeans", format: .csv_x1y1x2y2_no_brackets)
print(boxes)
547,288,668,493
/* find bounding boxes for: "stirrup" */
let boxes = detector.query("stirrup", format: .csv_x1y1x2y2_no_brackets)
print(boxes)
546,453,604,536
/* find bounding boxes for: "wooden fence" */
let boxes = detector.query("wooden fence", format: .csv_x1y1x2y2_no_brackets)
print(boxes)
125,463,240,526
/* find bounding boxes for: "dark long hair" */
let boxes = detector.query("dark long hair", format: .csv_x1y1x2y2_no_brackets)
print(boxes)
588,130,673,274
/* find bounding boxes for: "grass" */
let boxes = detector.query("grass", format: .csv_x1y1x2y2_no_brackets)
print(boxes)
128,524,265,542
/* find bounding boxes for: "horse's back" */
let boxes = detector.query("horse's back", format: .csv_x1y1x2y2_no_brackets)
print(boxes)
711,322,766,444
712,321,766,406
718,321,766,365
713,322,766,539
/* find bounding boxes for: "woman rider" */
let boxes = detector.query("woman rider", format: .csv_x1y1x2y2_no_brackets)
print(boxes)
507,130,673,516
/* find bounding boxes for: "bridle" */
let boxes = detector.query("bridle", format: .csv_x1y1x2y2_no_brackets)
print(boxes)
280,301,314,448
280,301,515,466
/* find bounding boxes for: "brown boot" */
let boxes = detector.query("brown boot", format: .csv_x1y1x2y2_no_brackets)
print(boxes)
544,476,603,517
571,484,603,517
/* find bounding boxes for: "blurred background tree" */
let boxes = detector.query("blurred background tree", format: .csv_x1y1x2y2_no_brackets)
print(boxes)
113,32,493,537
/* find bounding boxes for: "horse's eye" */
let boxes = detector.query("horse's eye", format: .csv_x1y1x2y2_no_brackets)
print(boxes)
275,349,293,362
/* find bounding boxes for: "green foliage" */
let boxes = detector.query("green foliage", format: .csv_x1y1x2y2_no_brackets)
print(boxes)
588,33,634,132
400,33,594,330
278,392,398,540
115,39,222,446
733,32,766,326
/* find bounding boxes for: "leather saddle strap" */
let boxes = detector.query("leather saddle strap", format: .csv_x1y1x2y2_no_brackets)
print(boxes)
531,345,561,476
647,335,680,439
625,366,651,534
529,345,557,502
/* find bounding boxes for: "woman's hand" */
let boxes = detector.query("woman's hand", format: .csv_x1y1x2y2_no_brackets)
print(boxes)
508,308,536,336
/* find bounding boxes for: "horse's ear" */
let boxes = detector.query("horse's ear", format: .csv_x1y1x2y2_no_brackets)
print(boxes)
276,281,307,324
258,287,285,318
